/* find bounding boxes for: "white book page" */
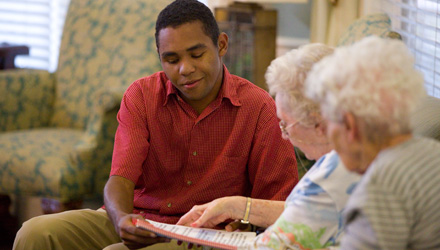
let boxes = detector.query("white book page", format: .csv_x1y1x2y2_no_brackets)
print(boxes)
145,219,256,247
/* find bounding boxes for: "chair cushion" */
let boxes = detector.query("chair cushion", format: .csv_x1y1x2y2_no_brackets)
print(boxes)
0,129,92,201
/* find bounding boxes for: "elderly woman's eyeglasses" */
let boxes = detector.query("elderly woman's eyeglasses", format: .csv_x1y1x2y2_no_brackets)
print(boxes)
279,120,300,137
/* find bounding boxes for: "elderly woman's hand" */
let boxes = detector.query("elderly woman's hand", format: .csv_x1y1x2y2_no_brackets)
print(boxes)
177,196,245,229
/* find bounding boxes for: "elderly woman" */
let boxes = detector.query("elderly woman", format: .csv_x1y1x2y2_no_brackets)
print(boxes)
177,44,360,249
305,36,440,249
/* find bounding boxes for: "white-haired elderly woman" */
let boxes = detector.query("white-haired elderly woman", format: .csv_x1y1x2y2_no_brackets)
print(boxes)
177,44,360,249
306,36,440,249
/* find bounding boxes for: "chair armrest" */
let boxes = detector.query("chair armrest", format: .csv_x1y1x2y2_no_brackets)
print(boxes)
71,86,126,197
0,69,55,132
80,86,125,144
106,86,126,108
411,96,440,141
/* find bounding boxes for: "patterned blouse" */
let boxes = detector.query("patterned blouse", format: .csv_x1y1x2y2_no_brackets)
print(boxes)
251,150,361,249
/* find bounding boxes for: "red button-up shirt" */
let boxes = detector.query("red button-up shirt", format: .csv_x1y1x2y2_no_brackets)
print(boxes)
111,67,298,224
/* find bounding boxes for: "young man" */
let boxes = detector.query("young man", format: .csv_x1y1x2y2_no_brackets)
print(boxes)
13,1,298,249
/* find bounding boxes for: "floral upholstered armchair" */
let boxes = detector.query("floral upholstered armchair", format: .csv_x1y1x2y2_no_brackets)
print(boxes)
0,0,171,213
337,13,399,46
336,13,440,141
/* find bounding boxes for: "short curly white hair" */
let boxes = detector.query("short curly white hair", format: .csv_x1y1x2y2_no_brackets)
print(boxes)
265,43,334,126
305,36,426,141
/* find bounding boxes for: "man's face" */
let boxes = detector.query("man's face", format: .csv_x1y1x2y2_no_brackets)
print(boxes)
157,21,227,109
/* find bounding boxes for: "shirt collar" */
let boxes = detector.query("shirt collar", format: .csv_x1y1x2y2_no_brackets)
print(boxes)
163,65,242,107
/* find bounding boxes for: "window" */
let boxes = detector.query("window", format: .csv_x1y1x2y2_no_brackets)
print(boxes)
381,0,440,98
0,0,70,72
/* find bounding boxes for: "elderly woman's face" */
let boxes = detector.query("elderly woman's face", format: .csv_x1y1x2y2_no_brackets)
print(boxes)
326,116,364,174
275,97,326,160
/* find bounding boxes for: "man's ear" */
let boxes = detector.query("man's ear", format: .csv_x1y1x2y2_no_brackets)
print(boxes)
343,112,361,143
218,32,228,57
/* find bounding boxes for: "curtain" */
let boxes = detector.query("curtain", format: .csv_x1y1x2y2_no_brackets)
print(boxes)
380,0,440,98
0,0,70,72
310,0,363,46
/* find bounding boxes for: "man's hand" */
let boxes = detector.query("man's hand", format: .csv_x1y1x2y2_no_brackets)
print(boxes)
116,213,170,249
104,176,170,249
177,196,243,228
224,220,252,232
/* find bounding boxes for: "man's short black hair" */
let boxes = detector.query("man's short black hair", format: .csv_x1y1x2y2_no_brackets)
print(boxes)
155,0,220,49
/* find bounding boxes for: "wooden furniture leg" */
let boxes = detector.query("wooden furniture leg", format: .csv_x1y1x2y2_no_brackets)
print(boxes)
0,194,18,248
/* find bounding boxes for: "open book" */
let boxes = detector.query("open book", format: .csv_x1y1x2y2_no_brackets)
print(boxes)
133,218,256,250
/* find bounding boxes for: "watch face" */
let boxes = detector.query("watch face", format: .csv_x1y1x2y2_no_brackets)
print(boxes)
240,220,250,224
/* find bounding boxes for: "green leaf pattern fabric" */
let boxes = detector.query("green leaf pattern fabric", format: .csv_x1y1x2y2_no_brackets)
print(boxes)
337,13,393,46
0,0,171,202
0,69,55,132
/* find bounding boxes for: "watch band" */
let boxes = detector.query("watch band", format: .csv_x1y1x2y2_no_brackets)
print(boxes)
240,197,252,224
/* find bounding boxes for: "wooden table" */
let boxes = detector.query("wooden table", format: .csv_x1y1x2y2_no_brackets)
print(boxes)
0,43,29,69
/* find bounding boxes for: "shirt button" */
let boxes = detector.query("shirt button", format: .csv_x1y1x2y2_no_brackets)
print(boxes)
167,203,172,208
192,151,197,156
187,180,192,185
